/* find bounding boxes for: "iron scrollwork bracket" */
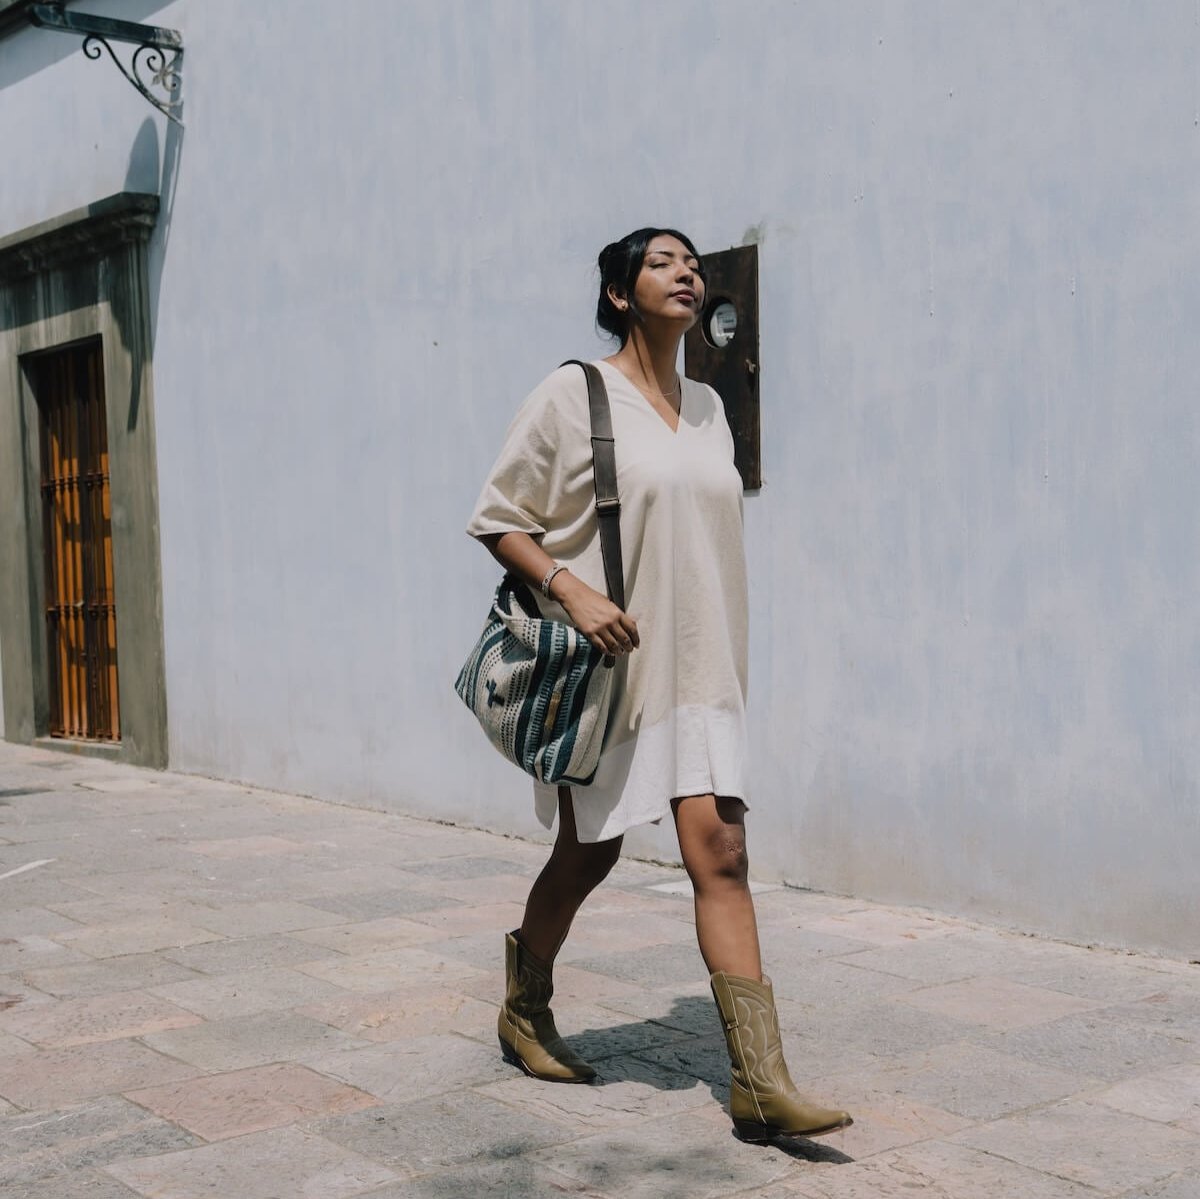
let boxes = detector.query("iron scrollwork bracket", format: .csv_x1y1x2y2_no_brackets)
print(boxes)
29,3,184,127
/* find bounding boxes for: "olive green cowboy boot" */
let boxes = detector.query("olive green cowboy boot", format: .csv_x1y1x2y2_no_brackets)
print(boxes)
497,931,596,1083
711,971,852,1141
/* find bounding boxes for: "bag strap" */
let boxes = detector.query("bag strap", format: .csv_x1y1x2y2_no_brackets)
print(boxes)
560,360,625,611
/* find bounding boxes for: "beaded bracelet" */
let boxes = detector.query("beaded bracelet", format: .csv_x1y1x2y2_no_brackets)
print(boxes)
540,563,568,597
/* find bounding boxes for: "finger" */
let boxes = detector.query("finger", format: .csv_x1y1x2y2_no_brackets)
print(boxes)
601,631,625,655
603,619,630,652
592,630,620,655
619,614,640,648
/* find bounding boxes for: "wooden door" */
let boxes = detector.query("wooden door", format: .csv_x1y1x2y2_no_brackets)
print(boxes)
34,341,121,741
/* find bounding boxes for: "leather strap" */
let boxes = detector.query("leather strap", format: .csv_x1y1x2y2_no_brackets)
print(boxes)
561,360,625,612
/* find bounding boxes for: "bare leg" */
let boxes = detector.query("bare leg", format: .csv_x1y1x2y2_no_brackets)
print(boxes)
673,795,852,1137
671,793,762,979
518,787,623,962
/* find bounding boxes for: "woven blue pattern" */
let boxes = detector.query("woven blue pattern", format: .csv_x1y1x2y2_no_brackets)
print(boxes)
455,578,615,785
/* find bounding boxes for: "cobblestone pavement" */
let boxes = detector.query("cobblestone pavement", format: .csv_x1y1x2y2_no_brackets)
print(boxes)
1,741,1198,1198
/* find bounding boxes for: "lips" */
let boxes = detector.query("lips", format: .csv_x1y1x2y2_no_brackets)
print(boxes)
671,290,697,304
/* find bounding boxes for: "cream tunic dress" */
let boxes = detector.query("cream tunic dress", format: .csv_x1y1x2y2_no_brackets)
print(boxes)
467,360,749,844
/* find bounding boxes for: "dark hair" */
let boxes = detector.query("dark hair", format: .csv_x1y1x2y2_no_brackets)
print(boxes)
596,227,704,344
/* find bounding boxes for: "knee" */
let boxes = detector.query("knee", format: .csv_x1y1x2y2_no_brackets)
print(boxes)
713,834,750,885
690,831,750,889
579,837,623,891
554,837,622,896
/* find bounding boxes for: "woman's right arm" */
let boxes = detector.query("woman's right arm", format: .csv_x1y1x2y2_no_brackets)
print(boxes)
480,531,639,657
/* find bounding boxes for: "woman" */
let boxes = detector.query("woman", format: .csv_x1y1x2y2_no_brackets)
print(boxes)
467,228,851,1141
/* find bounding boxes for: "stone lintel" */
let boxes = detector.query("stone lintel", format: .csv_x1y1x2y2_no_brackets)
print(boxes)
0,192,159,282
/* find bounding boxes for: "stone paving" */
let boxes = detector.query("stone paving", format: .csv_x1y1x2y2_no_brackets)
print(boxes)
1,740,1199,1198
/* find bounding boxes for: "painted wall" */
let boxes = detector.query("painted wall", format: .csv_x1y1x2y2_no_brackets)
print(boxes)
2,1,1197,955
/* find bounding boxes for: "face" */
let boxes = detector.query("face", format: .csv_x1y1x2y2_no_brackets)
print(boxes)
612,234,705,332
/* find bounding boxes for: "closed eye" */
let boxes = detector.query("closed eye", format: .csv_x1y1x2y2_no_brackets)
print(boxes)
647,256,704,276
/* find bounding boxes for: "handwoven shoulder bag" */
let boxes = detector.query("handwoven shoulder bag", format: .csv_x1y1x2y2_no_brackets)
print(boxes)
454,361,625,786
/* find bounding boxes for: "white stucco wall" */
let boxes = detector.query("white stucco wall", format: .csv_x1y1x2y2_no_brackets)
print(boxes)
2,1,1197,954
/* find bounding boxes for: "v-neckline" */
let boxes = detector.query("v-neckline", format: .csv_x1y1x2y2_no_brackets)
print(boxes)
596,360,683,436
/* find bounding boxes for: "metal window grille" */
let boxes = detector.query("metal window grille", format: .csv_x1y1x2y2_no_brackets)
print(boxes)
33,340,121,741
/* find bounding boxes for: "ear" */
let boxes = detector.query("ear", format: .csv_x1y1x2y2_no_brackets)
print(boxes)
606,282,628,312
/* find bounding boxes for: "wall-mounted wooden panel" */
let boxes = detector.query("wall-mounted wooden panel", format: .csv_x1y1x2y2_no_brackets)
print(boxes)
684,243,761,489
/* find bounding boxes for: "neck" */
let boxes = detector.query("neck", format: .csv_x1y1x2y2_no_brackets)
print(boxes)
610,326,683,397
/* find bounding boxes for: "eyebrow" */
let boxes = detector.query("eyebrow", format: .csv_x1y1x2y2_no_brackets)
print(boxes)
646,249,700,262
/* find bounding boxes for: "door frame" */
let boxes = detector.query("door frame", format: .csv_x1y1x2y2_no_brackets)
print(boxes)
0,193,167,766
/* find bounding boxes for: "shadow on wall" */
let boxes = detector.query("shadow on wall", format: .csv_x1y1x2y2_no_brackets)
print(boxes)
52,111,186,439
124,108,184,356
2,0,187,370
1,110,182,437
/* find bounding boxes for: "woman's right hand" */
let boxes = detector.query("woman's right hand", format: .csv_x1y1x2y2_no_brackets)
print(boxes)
552,573,639,656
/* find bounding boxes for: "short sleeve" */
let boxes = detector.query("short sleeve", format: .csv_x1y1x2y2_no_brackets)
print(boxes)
466,366,594,542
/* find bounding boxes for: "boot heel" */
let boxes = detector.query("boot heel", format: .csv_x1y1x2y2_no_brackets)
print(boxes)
498,1036,521,1068
733,1118,773,1143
